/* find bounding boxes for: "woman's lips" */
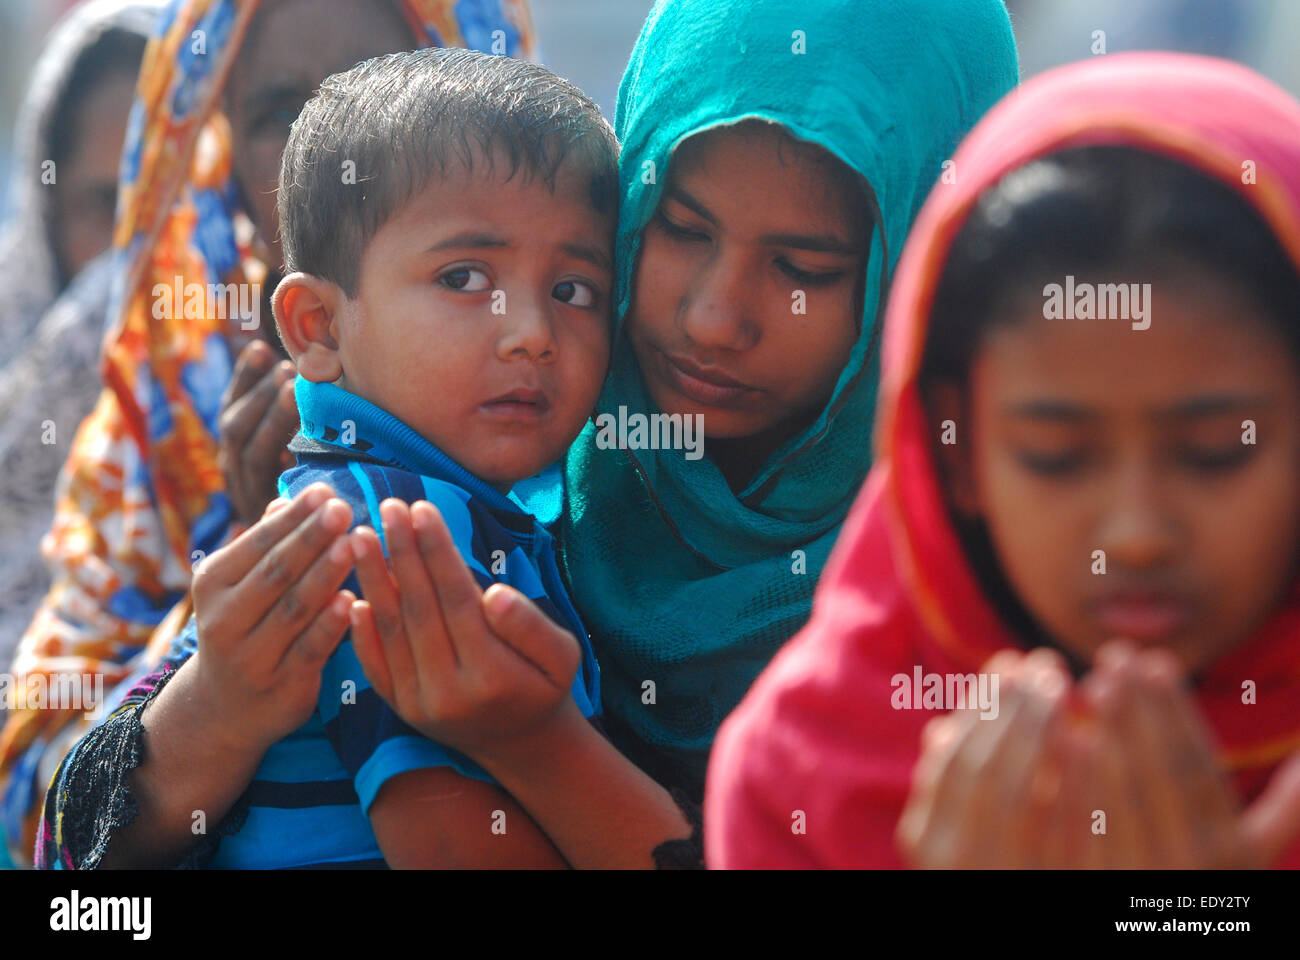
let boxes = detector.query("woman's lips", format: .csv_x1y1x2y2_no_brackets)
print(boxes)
659,350,755,407
1091,593,1193,642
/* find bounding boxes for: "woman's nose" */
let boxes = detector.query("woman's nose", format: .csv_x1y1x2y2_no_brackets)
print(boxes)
679,252,760,352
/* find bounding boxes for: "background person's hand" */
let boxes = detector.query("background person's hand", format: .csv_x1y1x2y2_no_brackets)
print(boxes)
218,340,299,526
190,484,355,751
347,499,583,762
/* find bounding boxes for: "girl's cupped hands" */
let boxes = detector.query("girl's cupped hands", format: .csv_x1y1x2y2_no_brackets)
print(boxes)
897,642,1300,869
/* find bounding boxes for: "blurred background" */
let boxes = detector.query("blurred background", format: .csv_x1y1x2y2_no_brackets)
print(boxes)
4,0,1300,219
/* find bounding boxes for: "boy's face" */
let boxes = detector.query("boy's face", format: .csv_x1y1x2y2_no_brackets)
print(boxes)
283,156,614,492
943,274,1300,675
625,122,869,449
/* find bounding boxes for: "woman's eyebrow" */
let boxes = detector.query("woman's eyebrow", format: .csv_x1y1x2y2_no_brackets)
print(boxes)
664,186,717,225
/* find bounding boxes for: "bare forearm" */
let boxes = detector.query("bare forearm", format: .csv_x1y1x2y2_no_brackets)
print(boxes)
98,658,267,867
477,706,693,869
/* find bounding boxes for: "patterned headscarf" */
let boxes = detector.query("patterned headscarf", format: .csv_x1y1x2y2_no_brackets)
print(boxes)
1,0,537,867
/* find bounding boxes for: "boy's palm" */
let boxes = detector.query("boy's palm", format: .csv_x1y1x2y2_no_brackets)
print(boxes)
348,498,581,761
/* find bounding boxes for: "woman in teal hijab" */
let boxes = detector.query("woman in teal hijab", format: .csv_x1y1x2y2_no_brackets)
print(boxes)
561,0,1020,800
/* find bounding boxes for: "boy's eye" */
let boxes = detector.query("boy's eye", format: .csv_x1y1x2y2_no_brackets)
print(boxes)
656,210,709,242
438,268,492,292
776,258,845,286
553,280,597,307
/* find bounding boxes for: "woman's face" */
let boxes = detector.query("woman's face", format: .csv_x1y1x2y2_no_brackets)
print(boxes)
625,122,870,479
946,274,1300,675
51,69,137,284
224,0,414,260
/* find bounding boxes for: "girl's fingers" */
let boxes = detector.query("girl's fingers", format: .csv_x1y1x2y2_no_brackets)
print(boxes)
410,500,486,668
288,589,355,669
982,651,1070,866
481,584,579,688
381,500,456,678
206,483,333,587
257,531,356,668
1241,749,1300,868
349,526,419,707
348,599,396,707
1088,662,1151,868
1132,651,1240,864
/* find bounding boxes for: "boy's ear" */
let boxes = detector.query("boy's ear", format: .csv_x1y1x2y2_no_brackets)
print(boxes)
273,272,345,383
928,381,981,517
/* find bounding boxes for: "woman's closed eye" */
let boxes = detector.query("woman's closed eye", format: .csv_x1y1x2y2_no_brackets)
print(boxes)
437,266,493,292
553,280,599,308
655,209,710,242
776,258,845,286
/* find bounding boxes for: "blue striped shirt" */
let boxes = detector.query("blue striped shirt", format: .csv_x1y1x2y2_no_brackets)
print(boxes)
201,377,599,868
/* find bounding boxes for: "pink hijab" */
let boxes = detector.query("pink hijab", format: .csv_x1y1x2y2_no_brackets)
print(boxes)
705,53,1300,869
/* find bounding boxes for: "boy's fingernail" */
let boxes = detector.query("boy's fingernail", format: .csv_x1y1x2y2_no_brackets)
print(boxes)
329,537,351,564
302,485,330,507
321,499,351,530
483,585,512,620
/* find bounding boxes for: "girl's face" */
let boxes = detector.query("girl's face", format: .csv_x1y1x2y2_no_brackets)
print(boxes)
943,272,1300,675
625,122,869,483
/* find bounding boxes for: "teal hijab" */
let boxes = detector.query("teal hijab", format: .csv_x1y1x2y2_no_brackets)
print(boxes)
562,0,1019,797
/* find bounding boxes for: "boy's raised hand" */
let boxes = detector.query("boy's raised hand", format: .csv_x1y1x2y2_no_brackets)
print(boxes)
347,498,582,762
190,483,356,751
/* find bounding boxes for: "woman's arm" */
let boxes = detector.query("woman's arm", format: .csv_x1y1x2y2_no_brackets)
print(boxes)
57,487,357,868
347,500,696,869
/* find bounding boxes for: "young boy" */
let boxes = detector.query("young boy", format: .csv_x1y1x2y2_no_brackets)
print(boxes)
196,46,617,868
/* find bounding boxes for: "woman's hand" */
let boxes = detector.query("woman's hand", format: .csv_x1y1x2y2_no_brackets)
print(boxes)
190,483,356,751
347,498,582,762
218,340,299,526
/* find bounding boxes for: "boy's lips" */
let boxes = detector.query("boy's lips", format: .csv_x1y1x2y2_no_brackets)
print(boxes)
1089,590,1194,642
659,350,756,407
480,388,551,419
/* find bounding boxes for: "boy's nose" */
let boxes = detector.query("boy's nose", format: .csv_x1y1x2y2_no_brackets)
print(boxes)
495,293,556,362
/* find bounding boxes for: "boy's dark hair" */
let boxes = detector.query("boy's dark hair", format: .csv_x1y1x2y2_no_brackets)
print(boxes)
278,47,620,296
923,144,1300,385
